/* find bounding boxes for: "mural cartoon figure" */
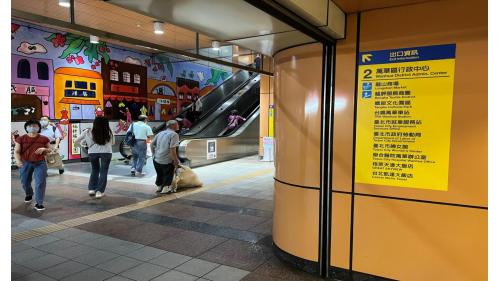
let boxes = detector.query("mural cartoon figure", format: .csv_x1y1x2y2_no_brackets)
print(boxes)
115,107,131,133
60,107,69,124
140,105,148,116
95,106,104,117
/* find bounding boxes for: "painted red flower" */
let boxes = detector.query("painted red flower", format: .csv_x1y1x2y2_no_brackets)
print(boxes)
66,56,73,63
11,23,20,34
91,65,96,70
94,61,100,66
75,56,84,65
51,33,66,47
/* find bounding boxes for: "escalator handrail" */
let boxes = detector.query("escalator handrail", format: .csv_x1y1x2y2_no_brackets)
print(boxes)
177,70,256,122
176,69,244,116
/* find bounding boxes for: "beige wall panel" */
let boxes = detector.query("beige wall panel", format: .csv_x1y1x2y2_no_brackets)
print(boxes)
353,196,487,280
354,0,487,207
332,14,358,192
273,182,319,261
274,43,323,187
330,193,352,269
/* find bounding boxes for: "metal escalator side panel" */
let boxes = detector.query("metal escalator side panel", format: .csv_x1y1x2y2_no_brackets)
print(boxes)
179,107,260,168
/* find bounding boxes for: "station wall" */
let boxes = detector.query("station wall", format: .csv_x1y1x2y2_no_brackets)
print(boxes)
11,19,231,161
273,0,487,279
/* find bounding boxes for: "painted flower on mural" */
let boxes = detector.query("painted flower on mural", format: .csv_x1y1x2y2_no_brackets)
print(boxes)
50,33,66,47
146,56,174,77
11,23,20,39
206,69,229,85
44,32,111,68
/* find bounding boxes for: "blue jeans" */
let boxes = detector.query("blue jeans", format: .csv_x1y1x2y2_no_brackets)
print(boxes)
131,140,147,173
89,153,112,193
20,161,47,205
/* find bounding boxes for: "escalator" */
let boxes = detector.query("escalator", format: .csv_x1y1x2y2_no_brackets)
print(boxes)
119,70,258,159
152,70,258,134
181,75,260,139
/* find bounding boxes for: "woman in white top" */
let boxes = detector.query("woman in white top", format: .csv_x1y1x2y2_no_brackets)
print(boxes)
75,117,115,198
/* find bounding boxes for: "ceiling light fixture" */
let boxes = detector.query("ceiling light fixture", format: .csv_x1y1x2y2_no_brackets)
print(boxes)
212,41,220,51
58,0,70,8
89,35,99,44
153,21,164,35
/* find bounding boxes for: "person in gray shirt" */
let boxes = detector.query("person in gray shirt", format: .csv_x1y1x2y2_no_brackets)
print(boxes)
151,120,181,194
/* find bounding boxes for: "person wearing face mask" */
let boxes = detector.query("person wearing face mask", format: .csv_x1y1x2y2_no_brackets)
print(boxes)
39,116,64,174
14,120,52,211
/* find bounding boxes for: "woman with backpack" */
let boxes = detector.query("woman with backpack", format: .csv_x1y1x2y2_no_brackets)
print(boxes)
75,117,115,199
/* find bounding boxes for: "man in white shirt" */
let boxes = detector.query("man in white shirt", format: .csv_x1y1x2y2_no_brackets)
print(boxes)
39,116,64,174
128,115,153,176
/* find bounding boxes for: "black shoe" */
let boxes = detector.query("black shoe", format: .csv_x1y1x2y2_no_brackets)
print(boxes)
59,169,64,175
34,204,45,211
131,171,136,176
24,195,32,203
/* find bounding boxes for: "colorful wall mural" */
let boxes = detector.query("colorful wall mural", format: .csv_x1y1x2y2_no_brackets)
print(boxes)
11,19,232,162
11,19,232,122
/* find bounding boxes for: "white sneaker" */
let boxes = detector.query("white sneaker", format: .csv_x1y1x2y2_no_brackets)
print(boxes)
160,186,172,194
95,191,103,198
136,172,146,177
89,190,96,196
156,186,163,193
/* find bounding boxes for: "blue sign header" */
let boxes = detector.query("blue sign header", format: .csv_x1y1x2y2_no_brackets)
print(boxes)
359,44,456,65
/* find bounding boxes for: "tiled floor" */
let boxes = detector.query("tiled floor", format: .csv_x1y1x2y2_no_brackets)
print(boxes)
12,156,324,281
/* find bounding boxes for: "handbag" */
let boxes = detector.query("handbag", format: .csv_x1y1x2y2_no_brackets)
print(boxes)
124,123,136,146
45,151,63,168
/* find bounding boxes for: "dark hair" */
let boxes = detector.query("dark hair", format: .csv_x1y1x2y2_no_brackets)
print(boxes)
230,109,238,115
24,120,42,133
91,117,113,145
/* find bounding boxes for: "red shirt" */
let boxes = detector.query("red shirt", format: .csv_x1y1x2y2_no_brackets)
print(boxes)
15,134,50,162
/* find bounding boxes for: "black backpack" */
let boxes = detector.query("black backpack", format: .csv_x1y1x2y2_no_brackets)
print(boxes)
124,123,136,146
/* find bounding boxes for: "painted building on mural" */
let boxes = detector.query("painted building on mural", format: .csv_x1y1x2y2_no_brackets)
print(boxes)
147,79,177,121
53,67,103,121
11,54,54,120
102,59,148,121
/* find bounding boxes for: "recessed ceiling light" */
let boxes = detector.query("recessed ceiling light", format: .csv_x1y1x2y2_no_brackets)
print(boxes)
212,41,220,51
89,35,99,44
153,21,164,35
58,0,70,8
